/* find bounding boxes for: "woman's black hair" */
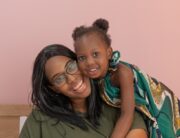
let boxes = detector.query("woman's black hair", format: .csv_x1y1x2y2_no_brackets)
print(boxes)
31,44,102,130
72,18,111,46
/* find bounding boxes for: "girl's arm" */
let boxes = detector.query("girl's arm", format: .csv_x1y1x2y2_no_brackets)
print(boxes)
110,63,135,138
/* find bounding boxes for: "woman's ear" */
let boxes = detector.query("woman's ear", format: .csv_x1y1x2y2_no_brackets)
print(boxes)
107,47,113,59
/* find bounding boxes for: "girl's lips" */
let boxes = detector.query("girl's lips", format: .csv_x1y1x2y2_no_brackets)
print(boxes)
89,68,97,72
86,68,99,77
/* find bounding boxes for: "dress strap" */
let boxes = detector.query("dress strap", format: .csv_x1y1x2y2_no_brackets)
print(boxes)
109,50,121,68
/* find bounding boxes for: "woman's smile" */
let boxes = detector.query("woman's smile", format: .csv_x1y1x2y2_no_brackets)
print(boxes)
72,79,87,93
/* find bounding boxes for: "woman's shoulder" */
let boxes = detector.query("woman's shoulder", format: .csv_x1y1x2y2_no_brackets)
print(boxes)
26,108,50,122
101,103,119,122
20,108,44,138
20,108,61,138
21,108,51,131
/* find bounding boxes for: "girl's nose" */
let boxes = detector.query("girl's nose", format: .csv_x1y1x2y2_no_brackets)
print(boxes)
86,57,95,66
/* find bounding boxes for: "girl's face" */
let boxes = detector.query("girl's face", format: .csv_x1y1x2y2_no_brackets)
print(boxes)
45,56,91,101
74,33,112,79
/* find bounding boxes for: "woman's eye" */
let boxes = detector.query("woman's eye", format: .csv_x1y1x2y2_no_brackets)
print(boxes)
68,61,78,73
77,56,86,62
54,75,66,85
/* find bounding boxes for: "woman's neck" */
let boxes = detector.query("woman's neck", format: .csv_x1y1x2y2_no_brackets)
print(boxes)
71,99,87,113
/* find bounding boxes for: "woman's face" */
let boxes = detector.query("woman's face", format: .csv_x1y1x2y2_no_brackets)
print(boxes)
45,56,91,101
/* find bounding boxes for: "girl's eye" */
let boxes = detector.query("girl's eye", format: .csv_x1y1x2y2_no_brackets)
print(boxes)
77,56,86,62
92,52,99,57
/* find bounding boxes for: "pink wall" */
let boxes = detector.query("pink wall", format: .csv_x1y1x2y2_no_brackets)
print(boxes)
0,0,180,104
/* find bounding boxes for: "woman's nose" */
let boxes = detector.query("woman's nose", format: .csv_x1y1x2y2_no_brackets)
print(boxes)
66,74,76,84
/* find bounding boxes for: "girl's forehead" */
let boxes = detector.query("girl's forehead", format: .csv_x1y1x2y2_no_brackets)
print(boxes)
83,33,103,42
75,34,106,49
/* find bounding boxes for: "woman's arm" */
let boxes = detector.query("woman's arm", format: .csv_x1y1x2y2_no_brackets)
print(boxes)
110,63,135,138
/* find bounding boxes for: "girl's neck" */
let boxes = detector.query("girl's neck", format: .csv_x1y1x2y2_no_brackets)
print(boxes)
71,99,87,113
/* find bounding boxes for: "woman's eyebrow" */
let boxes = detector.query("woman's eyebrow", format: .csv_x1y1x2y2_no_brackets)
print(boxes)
51,73,62,82
51,60,73,81
65,60,73,68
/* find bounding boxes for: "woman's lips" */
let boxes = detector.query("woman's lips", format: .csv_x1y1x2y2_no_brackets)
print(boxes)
73,80,86,93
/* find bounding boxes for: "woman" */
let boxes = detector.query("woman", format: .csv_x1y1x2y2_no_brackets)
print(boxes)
20,44,147,138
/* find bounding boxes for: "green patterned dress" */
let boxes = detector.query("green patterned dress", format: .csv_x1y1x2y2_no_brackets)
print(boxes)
97,51,180,138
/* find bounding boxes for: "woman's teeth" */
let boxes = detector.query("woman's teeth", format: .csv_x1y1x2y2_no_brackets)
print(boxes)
73,80,83,91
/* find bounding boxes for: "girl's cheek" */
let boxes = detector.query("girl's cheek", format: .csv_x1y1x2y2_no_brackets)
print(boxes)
79,63,85,68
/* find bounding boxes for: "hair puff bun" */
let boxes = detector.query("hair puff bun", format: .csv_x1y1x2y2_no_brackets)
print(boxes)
92,18,109,33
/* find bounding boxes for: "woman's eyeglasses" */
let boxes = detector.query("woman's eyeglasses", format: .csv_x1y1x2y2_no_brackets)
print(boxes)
52,60,79,86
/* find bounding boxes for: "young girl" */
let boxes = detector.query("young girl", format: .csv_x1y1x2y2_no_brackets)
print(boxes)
72,18,180,138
